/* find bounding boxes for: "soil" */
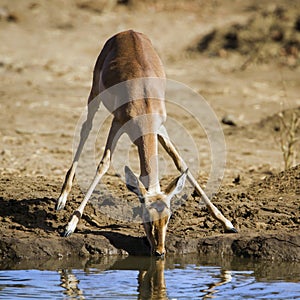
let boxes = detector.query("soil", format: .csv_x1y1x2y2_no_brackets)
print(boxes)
0,0,300,267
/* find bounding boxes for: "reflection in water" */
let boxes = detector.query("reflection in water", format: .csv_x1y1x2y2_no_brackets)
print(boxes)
1,255,300,299
58,257,169,299
138,259,167,300
58,257,235,299
58,269,85,299
202,269,232,299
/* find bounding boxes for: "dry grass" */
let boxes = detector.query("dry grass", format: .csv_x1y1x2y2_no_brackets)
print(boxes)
278,110,299,170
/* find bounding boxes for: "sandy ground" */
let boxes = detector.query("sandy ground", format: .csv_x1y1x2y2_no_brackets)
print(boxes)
0,0,300,266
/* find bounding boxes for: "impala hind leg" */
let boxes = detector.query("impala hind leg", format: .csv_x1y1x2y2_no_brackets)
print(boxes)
64,119,122,237
56,97,101,211
157,126,237,233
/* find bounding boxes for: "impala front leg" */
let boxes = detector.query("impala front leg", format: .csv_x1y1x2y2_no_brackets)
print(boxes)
158,126,237,233
56,162,78,211
64,148,111,236
56,96,101,211
64,119,122,236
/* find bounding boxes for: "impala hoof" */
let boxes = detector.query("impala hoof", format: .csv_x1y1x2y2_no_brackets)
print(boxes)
225,227,238,234
62,212,80,237
56,202,65,211
56,193,68,211
63,229,73,237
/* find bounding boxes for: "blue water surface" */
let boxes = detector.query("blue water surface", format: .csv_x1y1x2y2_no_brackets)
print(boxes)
0,256,299,299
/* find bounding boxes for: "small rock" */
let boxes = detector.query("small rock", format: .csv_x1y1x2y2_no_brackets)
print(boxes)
0,7,18,22
270,26,284,42
233,174,240,184
222,114,237,126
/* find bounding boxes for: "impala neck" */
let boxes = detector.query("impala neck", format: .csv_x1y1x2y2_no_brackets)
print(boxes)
136,133,160,193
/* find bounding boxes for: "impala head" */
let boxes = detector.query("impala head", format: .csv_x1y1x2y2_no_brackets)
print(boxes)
125,166,187,257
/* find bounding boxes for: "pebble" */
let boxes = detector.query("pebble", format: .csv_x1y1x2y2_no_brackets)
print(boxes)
221,114,237,126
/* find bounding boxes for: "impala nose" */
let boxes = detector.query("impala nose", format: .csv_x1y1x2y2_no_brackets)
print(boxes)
154,250,165,258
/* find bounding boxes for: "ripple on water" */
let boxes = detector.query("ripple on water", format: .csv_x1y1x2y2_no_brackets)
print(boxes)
0,258,299,299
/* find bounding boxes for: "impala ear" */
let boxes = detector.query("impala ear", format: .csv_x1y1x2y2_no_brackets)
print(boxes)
125,166,146,203
165,169,188,198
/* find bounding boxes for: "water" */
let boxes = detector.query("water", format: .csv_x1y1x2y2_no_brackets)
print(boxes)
1,255,299,299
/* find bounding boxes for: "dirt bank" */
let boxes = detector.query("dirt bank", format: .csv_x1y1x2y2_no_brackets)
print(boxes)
0,165,299,265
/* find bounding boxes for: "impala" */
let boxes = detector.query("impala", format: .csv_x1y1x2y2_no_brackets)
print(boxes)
56,30,237,257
